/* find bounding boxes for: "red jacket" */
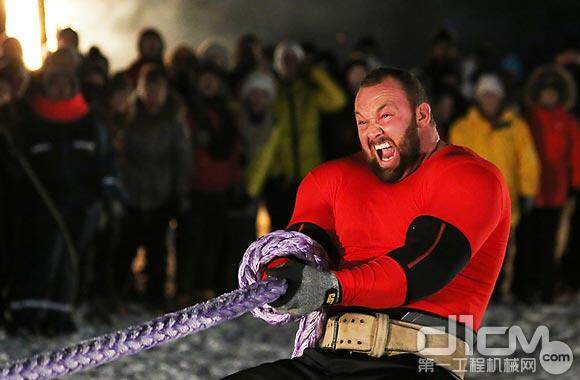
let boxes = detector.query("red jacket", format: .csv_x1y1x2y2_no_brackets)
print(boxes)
529,106,579,207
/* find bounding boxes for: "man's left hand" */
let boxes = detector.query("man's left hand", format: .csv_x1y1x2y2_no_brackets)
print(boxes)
265,259,341,316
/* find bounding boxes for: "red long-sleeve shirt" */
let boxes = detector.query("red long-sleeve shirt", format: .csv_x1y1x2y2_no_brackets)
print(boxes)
289,145,510,330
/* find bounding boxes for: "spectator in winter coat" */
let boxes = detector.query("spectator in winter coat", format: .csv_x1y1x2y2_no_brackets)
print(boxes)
177,61,242,303
263,40,346,230
115,65,192,309
512,65,580,302
554,39,580,295
450,74,540,226
238,70,278,172
7,64,115,335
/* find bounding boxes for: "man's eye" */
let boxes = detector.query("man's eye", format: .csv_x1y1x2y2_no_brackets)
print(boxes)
381,114,391,119
357,120,367,126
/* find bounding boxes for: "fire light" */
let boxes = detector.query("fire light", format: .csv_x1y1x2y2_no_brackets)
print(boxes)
4,0,44,70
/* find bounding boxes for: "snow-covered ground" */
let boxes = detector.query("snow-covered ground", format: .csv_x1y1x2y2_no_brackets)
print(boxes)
1,297,579,379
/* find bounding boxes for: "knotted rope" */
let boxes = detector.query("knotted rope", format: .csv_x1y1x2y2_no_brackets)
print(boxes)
0,230,326,379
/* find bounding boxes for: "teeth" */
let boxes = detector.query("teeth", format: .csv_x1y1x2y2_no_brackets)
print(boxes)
374,142,392,151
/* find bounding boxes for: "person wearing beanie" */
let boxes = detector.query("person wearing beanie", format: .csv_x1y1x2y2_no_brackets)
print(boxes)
261,40,346,230
450,73,540,300
239,70,277,162
6,64,116,335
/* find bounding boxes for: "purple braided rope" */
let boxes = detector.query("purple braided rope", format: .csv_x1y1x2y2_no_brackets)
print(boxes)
238,230,330,357
0,278,287,380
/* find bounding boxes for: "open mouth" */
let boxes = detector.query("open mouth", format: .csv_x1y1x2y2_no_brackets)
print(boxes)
373,141,396,162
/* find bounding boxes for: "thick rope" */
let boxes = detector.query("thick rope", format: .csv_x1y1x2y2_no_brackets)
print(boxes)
0,278,287,380
0,230,322,379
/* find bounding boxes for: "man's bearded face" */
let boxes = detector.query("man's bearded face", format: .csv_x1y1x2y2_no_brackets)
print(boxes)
355,78,422,183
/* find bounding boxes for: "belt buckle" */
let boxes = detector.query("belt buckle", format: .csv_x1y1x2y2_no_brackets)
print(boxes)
320,315,340,350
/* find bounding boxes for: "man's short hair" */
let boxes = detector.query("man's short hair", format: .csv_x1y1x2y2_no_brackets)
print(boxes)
360,67,429,109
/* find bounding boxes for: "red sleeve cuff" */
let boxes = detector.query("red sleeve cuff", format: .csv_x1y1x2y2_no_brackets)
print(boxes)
333,255,407,308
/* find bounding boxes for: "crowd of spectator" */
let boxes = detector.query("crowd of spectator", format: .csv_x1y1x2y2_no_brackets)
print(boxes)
0,26,578,335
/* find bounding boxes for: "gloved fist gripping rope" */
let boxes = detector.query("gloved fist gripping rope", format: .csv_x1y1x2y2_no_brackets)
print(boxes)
238,230,332,357
265,259,340,316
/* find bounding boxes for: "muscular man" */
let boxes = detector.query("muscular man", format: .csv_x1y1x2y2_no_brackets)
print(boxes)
227,67,510,379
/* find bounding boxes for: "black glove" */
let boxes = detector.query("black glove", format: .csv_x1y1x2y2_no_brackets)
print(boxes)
266,259,341,316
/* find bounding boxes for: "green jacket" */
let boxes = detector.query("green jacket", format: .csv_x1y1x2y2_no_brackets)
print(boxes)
246,67,346,197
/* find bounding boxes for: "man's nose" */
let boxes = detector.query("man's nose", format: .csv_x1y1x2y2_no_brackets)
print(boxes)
367,121,384,140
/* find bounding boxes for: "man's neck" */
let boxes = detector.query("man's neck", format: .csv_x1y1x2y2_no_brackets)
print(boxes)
400,136,445,181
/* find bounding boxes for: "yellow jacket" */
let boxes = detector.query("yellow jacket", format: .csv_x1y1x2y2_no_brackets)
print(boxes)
449,107,540,225
245,67,346,197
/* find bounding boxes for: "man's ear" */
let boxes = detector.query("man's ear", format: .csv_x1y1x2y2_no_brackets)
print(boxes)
415,102,432,128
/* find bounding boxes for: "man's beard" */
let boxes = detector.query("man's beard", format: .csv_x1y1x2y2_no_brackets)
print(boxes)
367,119,421,183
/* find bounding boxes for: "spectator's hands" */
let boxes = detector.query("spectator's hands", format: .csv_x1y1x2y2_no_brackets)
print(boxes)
265,258,340,316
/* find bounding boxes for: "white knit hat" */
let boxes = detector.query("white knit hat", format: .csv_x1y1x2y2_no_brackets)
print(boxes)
474,74,505,99
240,70,277,101
273,40,305,76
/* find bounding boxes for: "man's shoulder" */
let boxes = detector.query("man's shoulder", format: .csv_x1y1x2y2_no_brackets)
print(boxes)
429,145,506,186
424,145,510,220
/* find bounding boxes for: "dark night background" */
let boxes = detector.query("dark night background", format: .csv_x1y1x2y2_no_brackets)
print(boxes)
41,0,580,70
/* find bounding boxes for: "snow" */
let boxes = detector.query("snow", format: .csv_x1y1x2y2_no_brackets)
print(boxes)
1,297,578,379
